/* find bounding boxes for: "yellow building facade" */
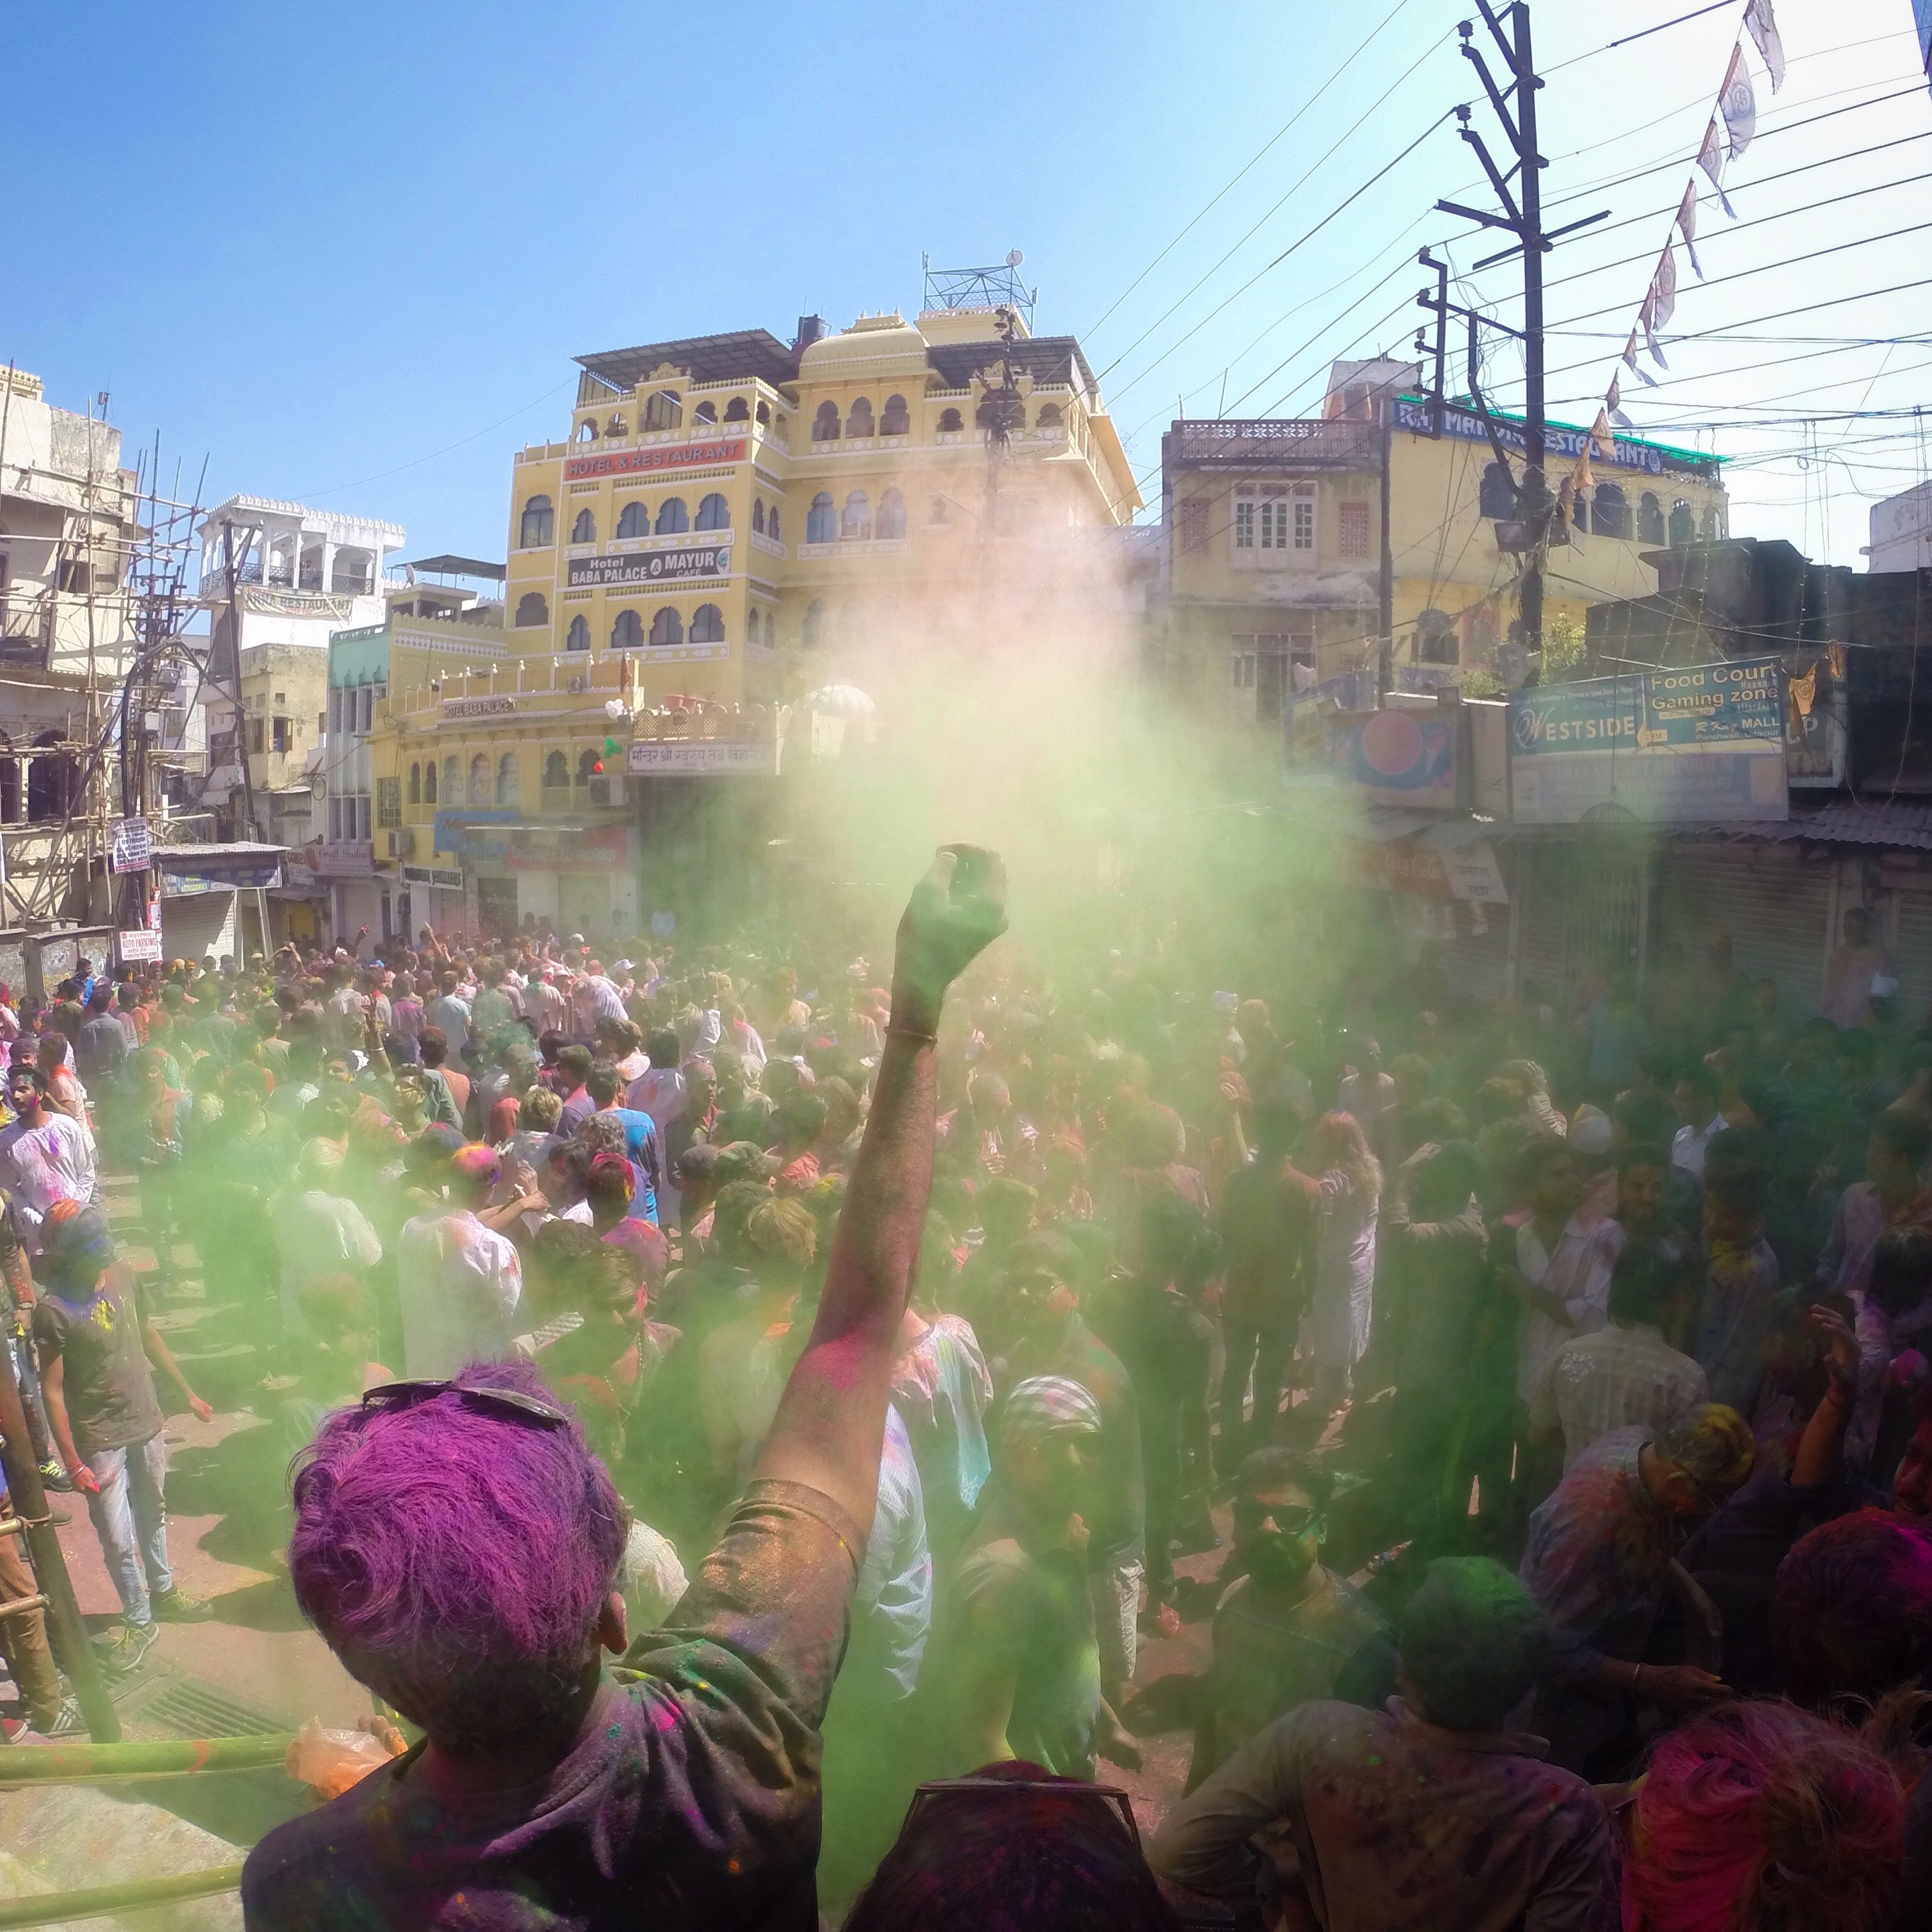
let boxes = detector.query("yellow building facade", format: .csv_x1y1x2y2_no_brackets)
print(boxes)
369,304,1142,938
1154,358,1729,729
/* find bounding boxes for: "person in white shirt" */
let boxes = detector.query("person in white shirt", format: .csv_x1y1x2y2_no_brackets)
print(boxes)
0,1063,99,1240
396,1145,523,1377
569,966,627,1042
1498,1136,1625,1405
423,972,474,1058
1527,1236,1707,1469
626,1027,689,1130
272,1138,383,1340
1669,1063,1726,1180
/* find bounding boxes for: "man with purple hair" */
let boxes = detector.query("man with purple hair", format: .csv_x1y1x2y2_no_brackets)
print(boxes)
242,845,1007,1930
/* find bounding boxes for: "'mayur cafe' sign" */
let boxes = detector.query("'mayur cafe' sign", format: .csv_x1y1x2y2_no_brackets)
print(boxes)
563,439,747,482
566,545,731,589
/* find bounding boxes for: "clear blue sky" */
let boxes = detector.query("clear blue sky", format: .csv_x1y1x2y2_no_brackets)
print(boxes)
10,0,1929,567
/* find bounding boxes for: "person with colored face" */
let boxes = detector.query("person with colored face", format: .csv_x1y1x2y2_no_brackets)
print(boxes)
1187,1448,1391,1792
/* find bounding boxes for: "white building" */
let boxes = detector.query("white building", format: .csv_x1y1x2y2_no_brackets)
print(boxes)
1866,481,1932,573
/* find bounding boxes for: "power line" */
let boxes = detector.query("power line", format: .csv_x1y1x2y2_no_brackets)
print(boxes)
1083,0,1426,341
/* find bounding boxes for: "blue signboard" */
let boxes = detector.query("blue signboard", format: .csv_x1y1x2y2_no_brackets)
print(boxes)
1391,395,1715,480
1509,658,1787,824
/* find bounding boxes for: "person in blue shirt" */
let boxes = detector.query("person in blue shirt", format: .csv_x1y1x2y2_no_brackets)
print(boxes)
585,1062,663,1222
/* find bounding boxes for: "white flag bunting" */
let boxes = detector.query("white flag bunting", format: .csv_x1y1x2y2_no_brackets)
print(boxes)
1722,45,1758,161
1745,0,1786,93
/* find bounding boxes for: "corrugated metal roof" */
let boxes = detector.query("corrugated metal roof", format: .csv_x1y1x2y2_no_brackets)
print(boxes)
1669,798,1932,850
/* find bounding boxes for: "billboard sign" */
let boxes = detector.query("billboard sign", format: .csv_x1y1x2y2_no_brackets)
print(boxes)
110,817,152,874
1331,706,1460,808
563,439,746,482
566,545,731,589
1509,657,1788,823
626,739,776,776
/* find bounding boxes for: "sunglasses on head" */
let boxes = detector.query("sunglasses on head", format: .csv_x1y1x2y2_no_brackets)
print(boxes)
905,1778,1141,1849
359,1379,568,1427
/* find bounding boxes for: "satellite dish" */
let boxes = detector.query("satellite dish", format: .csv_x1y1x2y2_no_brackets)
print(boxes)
1005,248,1025,268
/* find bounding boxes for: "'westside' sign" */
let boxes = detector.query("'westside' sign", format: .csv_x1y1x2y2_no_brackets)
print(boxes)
566,545,731,589
564,439,747,482
1509,658,1788,824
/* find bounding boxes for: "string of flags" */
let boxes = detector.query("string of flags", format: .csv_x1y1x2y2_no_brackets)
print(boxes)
1564,0,1786,521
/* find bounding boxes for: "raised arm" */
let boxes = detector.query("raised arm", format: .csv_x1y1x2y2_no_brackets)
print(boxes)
754,846,1006,1531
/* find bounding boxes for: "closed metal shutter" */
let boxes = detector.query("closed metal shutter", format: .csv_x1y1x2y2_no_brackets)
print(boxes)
1438,905,1514,1006
1890,887,1932,1026
159,889,237,966
1514,840,1645,1006
1652,844,1833,1018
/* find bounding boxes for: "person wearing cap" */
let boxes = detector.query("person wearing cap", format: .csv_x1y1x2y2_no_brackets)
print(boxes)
911,1374,1140,1784
30,1204,214,1673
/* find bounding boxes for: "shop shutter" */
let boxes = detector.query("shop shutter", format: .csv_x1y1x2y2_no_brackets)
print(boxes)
159,889,237,967
1652,844,1833,1020
1889,886,1932,1028
1513,840,1644,1007
1438,902,1513,1007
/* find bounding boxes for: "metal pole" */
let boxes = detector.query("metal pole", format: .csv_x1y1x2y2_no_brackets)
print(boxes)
1514,0,1547,651
218,521,260,843
0,1866,244,1930
0,1733,288,1784
1378,413,1395,698
0,1338,121,1742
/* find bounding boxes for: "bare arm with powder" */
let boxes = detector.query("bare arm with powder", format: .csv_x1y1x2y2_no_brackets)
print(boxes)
753,846,1007,1533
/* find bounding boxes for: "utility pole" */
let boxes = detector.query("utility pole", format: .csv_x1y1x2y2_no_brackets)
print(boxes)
1435,1,1605,656
218,521,261,843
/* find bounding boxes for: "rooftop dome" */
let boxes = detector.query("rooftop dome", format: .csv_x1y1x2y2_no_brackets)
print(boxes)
799,312,931,376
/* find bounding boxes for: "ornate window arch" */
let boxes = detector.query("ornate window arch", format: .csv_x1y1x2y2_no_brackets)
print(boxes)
876,487,907,539
690,603,725,643
468,754,490,805
543,749,569,789
496,752,518,806
812,401,841,442
694,492,730,531
649,607,684,647
616,501,649,539
841,490,871,539
610,609,644,650
408,762,421,805
656,496,690,535
515,592,548,627
847,397,875,438
518,495,554,547
807,492,836,544
566,614,591,652
570,508,596,543
937,407,963,432
423,759,438,803
880,394,911,435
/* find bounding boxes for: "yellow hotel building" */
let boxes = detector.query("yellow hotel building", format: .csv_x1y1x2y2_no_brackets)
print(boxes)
370,302,1140,937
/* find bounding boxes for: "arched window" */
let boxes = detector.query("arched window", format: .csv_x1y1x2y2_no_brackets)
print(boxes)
577,748,601,787
519,494,554,547
441,757,460,807
423,759,438,803
847,397,875,438
694,492,730,531
643,388,681,432
812,401,841,442
515,591,549,627
767,505,781,542
1036,402,1063,428
841,490,872,540
604,414,627,438
655,497,690,535
692,399,717,426
690,603,725,643
570,508,596,544
807,491,836,543
1638,492,1665,544
876,487,907,539
408,762,421,805
938,407,963,432
880,394,911,436
747,609,762,647
1478,463,1516,519
1669,499,1696,547
543,749,569,790
724,396,750,422
752,499,766,534
803,599,825,649
616,500,648,539
757,400,771,425
610,609,643,650
468,754,490,805
566,614,591,652
1593,483,1629,539
1700,504,1722,541
929,497,950,525
574,419,597,443
496,752,519,806
649,607,684,647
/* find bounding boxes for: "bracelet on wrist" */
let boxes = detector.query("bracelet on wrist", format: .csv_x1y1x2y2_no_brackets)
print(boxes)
886,1024,939,1046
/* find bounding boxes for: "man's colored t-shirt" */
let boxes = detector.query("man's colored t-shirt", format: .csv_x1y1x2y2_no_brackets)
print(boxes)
241,1478,863,1931
31,1271,163,1456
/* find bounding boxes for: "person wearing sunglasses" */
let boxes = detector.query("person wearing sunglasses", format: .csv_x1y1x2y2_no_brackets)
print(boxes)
241,847,1007,1932
1186,1447,1391,1793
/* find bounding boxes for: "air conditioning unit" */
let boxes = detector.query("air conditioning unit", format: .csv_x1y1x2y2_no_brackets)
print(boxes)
385,829,414,860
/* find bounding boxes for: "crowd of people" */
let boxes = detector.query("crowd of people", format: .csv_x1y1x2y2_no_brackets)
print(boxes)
1,860,1929,1929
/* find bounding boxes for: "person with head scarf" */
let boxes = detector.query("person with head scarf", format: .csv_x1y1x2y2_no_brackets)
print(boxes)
29,1204,215,1673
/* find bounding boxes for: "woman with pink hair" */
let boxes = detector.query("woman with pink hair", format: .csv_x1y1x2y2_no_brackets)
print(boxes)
1283,1111,1382,1418
1622,1697,1909,1932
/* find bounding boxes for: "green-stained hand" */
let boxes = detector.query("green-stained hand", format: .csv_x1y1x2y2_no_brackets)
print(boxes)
891,845,1008,1029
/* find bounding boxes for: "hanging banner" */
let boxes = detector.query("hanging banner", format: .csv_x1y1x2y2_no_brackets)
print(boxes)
1508,658,1789,824
1745,0,1786,92
1721,46,1758,159
1677,182,1704,278
110,816,152,874
1331,707,1459,809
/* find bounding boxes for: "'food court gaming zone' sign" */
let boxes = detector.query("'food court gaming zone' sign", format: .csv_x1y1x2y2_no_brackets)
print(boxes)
1509,657,1788,824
